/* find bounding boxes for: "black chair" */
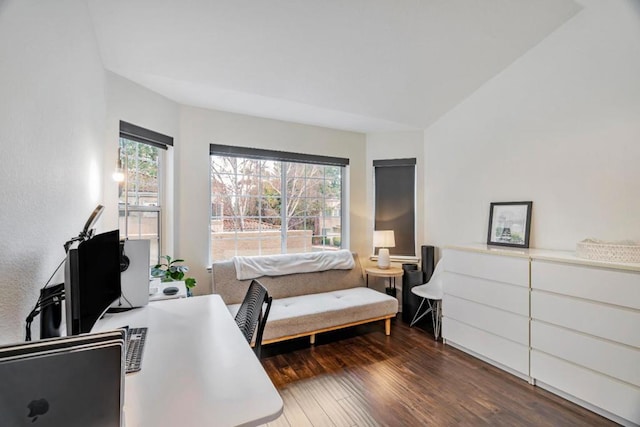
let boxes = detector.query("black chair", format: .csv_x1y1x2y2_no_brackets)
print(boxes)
234,280,272,358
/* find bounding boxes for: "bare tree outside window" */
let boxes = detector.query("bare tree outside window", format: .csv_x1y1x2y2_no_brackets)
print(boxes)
210,157,264,232
119,137,163,264
210,156,343,261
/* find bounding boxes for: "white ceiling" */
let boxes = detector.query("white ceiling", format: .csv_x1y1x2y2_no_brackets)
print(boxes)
87,0,581,133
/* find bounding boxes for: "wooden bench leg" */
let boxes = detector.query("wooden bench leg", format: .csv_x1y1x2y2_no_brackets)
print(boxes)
385,318,391,336
310,334,316,345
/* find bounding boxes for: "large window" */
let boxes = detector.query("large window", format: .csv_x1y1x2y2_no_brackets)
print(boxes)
118,121,173,264
210,144,347,262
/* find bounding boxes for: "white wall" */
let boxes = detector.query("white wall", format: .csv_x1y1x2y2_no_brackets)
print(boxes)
425,0,640,253
0,0,106,344
103,72,180,254
178,106,367,294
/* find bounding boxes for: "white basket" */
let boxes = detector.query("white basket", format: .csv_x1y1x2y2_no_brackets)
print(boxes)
576,239,640,263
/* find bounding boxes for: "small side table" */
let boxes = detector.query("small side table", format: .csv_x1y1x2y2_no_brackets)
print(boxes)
365,267,404,297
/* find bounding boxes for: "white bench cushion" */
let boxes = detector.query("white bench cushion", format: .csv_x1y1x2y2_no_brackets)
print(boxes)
227,287,398,342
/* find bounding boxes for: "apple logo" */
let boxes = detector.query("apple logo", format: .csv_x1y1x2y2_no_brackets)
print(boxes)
27,398,49,422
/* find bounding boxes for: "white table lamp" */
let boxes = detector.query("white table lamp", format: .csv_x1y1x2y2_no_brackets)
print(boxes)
374,230,395,269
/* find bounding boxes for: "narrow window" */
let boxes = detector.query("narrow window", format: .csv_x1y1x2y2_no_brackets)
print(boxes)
118,121,173,264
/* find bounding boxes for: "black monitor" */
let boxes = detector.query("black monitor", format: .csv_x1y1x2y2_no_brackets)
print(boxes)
64,229,122,335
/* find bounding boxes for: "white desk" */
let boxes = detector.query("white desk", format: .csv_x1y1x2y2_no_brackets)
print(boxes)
95,295,283,427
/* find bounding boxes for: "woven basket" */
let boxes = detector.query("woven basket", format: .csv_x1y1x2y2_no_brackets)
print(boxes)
576,239,640,263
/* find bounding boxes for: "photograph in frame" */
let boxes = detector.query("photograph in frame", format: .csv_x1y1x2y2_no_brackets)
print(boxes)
487,201,533,248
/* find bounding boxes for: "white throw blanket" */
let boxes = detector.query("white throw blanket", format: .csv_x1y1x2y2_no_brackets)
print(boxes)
233,250,355,280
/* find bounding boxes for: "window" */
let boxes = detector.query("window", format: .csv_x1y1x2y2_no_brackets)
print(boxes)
118,121,173,264
373,158,417,259
210,144,348,262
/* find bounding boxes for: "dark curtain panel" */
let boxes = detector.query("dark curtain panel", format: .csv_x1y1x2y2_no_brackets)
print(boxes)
374,159,416,257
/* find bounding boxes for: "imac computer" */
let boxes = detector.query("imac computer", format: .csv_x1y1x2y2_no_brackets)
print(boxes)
64,229,122,335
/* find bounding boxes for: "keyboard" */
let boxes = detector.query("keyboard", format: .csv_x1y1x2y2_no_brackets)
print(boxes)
125,327,148,373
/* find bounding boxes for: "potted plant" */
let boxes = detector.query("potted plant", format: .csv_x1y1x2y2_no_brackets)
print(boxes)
151,255,197,297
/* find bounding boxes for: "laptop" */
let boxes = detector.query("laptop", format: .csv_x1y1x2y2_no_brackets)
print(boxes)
0,332,124,427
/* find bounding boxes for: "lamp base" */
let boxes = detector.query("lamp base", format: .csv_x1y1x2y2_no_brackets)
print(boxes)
377,248,390,269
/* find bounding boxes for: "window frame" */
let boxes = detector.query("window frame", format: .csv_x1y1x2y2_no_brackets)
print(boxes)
118,121,173,265
209,144,348,262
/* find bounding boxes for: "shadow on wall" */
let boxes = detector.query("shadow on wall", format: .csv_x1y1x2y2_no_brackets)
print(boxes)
0,253,50,345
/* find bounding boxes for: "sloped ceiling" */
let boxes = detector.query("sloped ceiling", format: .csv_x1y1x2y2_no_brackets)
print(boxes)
87,0,581,132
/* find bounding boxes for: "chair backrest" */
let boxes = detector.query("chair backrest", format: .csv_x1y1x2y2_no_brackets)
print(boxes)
431,260,444,285
234,280,272,358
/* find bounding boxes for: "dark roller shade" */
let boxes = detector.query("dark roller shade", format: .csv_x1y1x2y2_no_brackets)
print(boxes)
374,159,416,257
120,121,173,150
210,144,349,166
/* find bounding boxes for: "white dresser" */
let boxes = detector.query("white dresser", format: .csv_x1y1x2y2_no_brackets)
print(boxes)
530,255,640,426
441,244,640,427
442,247,530,379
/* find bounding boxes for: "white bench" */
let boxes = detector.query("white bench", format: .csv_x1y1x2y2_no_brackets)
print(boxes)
211,252,398,345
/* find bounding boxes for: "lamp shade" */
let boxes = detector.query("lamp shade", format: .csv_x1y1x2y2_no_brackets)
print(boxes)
373,230,395,248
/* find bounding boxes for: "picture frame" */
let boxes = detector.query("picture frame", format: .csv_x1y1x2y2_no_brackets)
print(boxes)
487,201,533,248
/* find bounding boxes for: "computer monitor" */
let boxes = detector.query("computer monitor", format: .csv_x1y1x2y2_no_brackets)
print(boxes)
64,230,122,336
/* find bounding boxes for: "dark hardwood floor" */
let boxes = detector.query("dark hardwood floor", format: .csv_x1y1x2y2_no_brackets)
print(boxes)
260,317,616,426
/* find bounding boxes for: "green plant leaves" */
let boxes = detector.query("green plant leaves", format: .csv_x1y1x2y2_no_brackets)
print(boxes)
152,255,196,289
150,266,165,277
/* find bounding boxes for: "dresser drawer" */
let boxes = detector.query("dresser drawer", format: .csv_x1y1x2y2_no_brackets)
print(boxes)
444,294,529,345
443,272,529,316
531,350,640,425
443,317,529,376
531,320,640,387
444,249,529,287
531,291,640,348
531,260,640,310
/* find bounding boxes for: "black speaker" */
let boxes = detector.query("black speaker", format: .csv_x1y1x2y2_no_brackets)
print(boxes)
401,245,436,326
40,283,64,339
421,245,435,283
402,267,424,323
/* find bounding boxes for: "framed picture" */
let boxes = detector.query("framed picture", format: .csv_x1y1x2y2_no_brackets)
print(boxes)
487,201,533,248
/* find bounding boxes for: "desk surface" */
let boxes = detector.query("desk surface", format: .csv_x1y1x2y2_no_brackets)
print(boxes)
95,295,283,427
